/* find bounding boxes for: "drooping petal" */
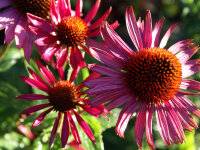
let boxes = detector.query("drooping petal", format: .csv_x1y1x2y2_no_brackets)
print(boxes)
182,59,200,78
58,0,70,19
17,94,48,100
88,64,123,77
135,102,147,148
69,66,80,83
180,79,200,92
58,67,65,81
20,76,49,92
50,0,59,25
143,10,152,48
73,110,96,143
125,6,143,51
145,105,155,149
21,103,51,114
155,103,171,146
56,48,68,68
61,112,70,148
116,99,140,138
32,108,53,127
49,112,61,147
67,111,81,144
84,0,100,24
70,46,85,69
35,36,56,46
0,1,13,8
41,45,58,61
75,0,83,17
15,16,26,49
159,24,177,48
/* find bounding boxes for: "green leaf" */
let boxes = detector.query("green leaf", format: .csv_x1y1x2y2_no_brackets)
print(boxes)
177,131,196,150
0,45,22,72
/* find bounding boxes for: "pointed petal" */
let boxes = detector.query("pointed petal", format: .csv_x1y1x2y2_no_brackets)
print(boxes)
159,24,177,48
70,46,85,69
32,108,53,127
180,79,200,92
125,6,143,51
143,10,152,48
49,112,61,147
75,0,83,17
21,103,51,114
56,48,68,68
17,94,48,100
84,0,100,24
61,112,70,148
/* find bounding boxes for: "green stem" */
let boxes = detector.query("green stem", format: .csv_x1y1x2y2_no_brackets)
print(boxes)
0,40,13,62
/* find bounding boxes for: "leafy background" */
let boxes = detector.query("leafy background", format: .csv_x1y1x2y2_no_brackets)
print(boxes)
0,0,199,149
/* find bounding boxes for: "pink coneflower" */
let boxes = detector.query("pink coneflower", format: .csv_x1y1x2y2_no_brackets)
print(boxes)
27,0,118,71
0,0,51,61
84,7,200,149
17,59,108,148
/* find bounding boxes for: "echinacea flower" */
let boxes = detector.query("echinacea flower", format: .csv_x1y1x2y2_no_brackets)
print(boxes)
27,0,119,71
17,59,108,148
84,7,200,149
0,0,51,61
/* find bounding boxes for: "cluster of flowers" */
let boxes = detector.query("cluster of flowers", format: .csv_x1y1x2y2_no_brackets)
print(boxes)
0,0,200,149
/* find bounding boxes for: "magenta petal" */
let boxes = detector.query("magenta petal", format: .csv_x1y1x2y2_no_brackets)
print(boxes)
36,58,57,85
35,36,56,46
84,0,100,24
159,24,177,48
180,79,200,92
42,45,58,61
155,104,171,146
182,60,200,78
61,112,70,148
89,7,112,31
145,105,155,149
56,48,68,68
27,13,54,33
50,0,59,25
15,16,26,49
68,111,81,144
88,64,123,77
116,99,140,138
58,67,65,81
168,39,194,54
70,46,85,69
125,7,143,51
176,46,199,64
32,108,53,127
20,76,49,92
73,110,96,143
75,0,83,17
21,103,51,114
79,104,105,118
0,1,13,8
174,94,200,118
49,112,61,148
58,0,70,19
165,102,185,144
17,94,48,100
143,10,152,48
69,66,80,83
151,17,164,47
135,102,147,148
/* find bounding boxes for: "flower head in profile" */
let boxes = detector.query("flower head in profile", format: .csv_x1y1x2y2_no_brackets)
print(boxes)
0,0,51,61
27,0,118,71
17,59,108,148
84,6,200,149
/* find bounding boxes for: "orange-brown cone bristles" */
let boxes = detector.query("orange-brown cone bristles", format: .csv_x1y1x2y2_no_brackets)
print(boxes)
48,81,80,112
56,16,88,47
14,0,50,18
125,47,182,105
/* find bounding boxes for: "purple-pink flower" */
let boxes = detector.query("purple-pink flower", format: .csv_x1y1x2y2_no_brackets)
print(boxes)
0,0,50,61
27,0,118,71
17,59,108,148
84,6,200,149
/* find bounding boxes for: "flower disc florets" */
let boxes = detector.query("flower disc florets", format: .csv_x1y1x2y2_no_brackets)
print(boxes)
56,16,88,47
14,0,50,18
125,47,182,104
48,81,79,112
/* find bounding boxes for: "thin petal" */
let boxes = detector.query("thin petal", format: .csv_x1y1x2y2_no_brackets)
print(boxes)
73,110,96,143
75,0,83,17
21,103,51,114
56,48,68,68
159,24,177,48
180,79,200,92
61,112,70,148
182,59,200,78
126,6,143,51
49,112,61,147
70,46,85,69
17,94,48,100
143,10,152,48
84,0,100,24
32,108,53,127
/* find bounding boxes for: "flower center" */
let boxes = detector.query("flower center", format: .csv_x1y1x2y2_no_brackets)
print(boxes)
48,81,79,112
14,0,50,18
56,16,88,47
125,47,182,105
